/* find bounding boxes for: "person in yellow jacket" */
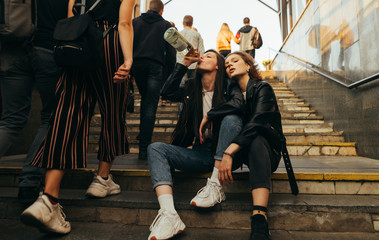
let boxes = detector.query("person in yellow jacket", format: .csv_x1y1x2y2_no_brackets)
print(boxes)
216,23,240,57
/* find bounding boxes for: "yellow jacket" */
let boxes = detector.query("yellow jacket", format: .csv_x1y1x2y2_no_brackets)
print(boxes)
216,30,240,52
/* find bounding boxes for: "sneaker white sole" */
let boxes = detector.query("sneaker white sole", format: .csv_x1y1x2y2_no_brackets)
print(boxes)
149,226,186,240
86,187,121,198
190,195,226,208
20,212,70,234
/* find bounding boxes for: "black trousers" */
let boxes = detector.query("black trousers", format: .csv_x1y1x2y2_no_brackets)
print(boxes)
232,135,281,190
132,60,165,151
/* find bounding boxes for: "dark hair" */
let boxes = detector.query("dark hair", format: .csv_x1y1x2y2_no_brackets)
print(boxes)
149,0,164,12
226,51,261,80
183,15,193,27
172,50,226,141
243,17,250,24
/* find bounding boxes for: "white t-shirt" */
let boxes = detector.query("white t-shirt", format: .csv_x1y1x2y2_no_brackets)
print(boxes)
242,91,247,101
202,90,214,139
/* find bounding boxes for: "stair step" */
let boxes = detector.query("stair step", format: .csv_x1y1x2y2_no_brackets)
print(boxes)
7,220,378,240
1,187,378,233
123,142,357,156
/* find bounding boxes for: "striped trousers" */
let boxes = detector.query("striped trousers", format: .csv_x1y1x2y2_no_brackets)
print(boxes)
31,23,129,169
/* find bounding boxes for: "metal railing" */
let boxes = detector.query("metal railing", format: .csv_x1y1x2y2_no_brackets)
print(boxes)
271,48,379,89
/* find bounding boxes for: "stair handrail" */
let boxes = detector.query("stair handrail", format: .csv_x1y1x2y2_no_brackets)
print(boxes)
270,48,379,89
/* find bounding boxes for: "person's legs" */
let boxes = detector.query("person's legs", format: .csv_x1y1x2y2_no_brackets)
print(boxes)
147,141,214,239
191,114,243,207
85,28,128,198
219,50,231,58
245,49,255,59
246,135,275,240
18,47,62,203
134,61,165,159
0,43,33,157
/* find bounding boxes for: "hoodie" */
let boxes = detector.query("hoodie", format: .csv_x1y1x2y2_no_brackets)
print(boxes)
132,10,176,75
236,25,256,51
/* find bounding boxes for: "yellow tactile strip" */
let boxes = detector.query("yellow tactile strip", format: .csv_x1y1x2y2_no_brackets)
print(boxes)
286,142,356,147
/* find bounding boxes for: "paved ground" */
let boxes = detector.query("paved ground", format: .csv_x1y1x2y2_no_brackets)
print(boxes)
1,220,378,240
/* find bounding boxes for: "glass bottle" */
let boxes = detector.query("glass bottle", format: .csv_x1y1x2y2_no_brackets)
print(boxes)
164,27,196,57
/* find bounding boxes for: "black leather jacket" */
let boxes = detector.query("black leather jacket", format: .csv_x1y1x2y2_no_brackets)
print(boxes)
161,63,244,151
232,78,284,152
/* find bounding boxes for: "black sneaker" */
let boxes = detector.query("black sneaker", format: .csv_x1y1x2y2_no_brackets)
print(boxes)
249,214,271,240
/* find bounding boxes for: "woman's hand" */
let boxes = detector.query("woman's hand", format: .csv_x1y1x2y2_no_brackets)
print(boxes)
219,154,233,186
218,143,241,186
182,49,200,67
114,59,132,83
199,114,210,144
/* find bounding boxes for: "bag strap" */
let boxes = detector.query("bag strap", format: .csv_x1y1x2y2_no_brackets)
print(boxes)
102,19,118,38
74,0,86,15
86,0,102,14
281,138,299,195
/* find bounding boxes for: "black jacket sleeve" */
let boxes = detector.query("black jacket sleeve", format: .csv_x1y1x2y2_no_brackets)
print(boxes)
164,23,177,77
207,79,244,121
161,63,188,102
232,82,280,148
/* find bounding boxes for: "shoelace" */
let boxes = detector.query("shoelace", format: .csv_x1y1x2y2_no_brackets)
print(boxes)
57,204,69,227
149,210,164,231
149,210,176,232
196,180,223,203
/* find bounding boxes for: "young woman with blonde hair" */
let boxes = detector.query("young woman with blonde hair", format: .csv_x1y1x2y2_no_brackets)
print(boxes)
216,23,240,57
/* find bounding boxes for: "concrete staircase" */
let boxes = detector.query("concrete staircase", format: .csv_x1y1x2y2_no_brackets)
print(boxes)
89,71,357,157
0,70,378,239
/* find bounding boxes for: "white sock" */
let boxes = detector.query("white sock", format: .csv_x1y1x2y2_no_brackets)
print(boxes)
210,167,220,185
158,194,176,213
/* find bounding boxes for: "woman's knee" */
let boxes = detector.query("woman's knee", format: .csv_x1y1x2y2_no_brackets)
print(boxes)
220,114,243,132
147,142,167,157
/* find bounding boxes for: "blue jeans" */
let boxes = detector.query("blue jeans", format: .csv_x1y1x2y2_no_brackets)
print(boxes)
0,44,61,187
133,60,165,152
148,114,243,189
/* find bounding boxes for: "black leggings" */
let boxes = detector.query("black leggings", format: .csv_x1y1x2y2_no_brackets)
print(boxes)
232,135,281,190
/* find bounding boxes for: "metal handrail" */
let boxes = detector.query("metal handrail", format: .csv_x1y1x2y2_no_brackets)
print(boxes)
270,48,379,89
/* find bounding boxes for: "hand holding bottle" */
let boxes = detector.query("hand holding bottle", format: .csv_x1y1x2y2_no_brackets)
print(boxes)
182,48,200,67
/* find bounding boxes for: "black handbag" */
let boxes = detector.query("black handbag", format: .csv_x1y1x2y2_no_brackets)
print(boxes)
53,0,105,69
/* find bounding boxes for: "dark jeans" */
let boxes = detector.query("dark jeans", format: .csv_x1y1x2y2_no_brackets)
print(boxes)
245,49,256,59
148,115,243,189
133,60,165,151
0,43,61,187
232,135,281,190
219,50,231,58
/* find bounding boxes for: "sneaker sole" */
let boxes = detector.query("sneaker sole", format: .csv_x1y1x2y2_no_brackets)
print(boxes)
86,188,121,198
149,227,186,240
21,212,71,234
20,212,49,233
190,200,224,208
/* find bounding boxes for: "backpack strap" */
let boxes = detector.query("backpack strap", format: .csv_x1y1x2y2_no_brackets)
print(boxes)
281,138,299,195
86,0,102,13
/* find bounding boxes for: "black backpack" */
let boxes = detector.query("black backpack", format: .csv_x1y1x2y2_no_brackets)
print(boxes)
53,0,108,69
251,27,263,49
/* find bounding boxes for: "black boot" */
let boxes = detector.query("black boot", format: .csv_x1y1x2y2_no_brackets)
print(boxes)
249,214,270,240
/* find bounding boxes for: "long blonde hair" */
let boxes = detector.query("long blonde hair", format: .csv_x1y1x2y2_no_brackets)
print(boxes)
220,23,231,32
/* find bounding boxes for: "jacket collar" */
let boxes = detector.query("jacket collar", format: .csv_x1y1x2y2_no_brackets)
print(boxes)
245,78,260,99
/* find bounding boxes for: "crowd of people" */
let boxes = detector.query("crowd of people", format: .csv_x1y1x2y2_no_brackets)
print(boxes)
0,1,293,240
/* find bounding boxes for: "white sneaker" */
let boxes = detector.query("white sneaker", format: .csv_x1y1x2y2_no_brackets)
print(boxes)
20,194,71,234
190,178,226,208
86,174,121,198
148,209,186,240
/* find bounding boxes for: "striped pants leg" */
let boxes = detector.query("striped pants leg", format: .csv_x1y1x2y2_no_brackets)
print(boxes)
31,27,129,169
